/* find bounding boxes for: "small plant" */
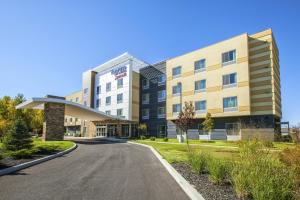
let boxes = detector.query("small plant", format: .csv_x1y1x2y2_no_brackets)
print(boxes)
199,140,216,143
262,140,274,148
6,149,35,159
140,135,146,140
280,146,300,183
188,151,212,174
150,137,155,141
163,137,168,142
208,158,231,185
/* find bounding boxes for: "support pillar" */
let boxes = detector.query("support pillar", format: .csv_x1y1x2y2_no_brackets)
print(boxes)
43,102,65,141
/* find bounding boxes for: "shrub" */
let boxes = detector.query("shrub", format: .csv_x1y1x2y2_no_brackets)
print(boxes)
150,137,155,141
6,149,35,159
188,151,211,174
199,140,216,143
262,140,274,148
279,146,300,183
140,135,146,140
3,117,33,151
34,145,60,155
231,140,297,200
163,137,168,142
208,158,232,185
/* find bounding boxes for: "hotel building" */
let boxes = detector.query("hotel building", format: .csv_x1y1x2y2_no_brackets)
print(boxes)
65,28,281,140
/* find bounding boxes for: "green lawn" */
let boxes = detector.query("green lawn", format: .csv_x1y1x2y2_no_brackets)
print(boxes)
132,139,296,163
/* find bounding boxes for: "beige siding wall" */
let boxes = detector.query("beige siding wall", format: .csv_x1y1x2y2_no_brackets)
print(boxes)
248,29,281,117
132,72,140,121
166,34,251,120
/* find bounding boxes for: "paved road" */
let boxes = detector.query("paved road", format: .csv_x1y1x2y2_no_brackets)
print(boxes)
0,140,189,200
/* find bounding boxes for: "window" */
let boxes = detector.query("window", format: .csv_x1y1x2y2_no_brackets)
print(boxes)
96,86,100,94
117,79,123,89
223,96,238,112
105,110,111,115
96,99,100,108
157,74,166,85
117,109,123,117
172,66,181,78
106,96,111,105
172,84,181,96
106,82,111,92
84,101,87,106
223,73,237,88
142,93,149,104
195,79,206,92
84,88,88,94
158,90,166,102
194,59,206,72
195,100,206,113
142,109,149,120
70,118,73,122
157,107,166,118
142,79,149,89
117,93,123,104
222,50,236,65
65,118,67,123
173,104,181,113
75,97,79,102
70,99,73,102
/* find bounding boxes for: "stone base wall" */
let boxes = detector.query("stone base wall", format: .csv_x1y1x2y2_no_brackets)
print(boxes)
43,102,65,141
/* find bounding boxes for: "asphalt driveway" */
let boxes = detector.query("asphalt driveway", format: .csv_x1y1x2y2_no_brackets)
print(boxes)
0,140,189,200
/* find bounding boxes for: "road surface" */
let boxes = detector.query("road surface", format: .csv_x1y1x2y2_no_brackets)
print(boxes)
0,140,189,200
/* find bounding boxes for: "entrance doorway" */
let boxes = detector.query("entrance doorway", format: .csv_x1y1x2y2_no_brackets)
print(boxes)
96,125,107,137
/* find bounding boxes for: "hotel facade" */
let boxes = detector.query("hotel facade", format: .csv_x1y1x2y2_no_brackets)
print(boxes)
65,28,281,140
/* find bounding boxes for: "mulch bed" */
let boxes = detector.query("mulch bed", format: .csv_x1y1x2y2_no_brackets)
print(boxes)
0,155,44,170
172,162,238,200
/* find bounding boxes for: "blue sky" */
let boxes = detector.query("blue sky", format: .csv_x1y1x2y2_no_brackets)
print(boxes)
0,0,299,124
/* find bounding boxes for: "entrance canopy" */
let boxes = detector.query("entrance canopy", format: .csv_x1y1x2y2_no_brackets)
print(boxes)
16,97,123,121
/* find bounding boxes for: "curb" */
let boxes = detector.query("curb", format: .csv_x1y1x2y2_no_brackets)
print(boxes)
0,143,77,176
127,141,205,200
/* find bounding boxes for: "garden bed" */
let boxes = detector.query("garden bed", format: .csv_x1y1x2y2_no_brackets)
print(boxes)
173,162,238,200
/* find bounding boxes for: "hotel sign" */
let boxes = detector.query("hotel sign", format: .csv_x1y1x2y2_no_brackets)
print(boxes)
111,66,127,80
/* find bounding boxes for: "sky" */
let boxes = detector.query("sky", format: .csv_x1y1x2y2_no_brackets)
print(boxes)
0,0,299,125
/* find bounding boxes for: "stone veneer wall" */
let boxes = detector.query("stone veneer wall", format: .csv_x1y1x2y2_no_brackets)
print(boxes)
43,102,65,141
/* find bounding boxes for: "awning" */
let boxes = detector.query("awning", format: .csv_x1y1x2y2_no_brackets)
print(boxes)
16,97,124,121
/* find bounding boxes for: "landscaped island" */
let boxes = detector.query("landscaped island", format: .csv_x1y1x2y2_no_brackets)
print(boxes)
132,138,300,200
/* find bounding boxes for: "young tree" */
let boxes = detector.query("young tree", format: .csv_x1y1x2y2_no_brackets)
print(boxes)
138,123,147,136
3,116,33,151
202,112,214,134
175,101,195,147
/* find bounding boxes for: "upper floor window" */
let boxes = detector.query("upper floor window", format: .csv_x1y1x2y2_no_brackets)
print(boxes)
96,86,100,94
172,66,181,78
194,59,206,72
142,79,149,89
223,96,238,112
105,110,111,115
157,74,166,85
223,73,237,88
117,109,123,117
158,90,166,102
172,104,181,114
195,79,206,92
106,96,111,105
195,100,206,113
142,109,149,120
117,79,123,89
84,88,88,94
117,93,123,104
106,82,111,92
222,50,236,66
157,107,166,118
172,84,181,96
96,99,100,108
142,93,149,104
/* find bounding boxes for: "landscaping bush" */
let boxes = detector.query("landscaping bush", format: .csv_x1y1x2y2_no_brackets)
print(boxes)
163,137,168,142
279,146,300,183
199,140,216,143
34,145,60,155
188,151,211,174
6,149,35,159
140,135,146,140
231,140,297,200
262,140,274,148
150,137,155,141
208,158,232,185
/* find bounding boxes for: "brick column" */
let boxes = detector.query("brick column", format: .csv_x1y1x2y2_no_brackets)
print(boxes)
43,102,65,141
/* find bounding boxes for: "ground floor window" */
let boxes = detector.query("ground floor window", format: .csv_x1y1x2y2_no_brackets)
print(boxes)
157,125,167,137
225,123,240,135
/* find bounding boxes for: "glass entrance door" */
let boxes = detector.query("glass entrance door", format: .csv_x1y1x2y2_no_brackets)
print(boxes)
158,125,167,137
96,125,107,137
